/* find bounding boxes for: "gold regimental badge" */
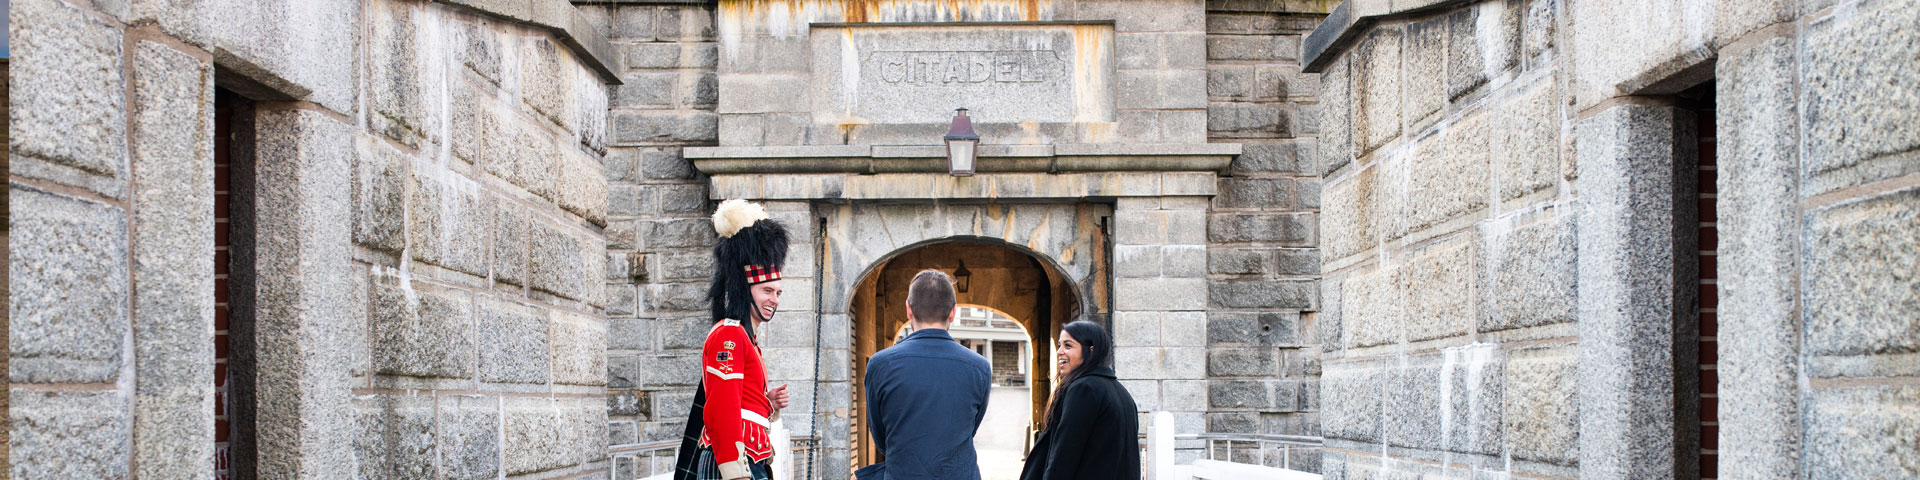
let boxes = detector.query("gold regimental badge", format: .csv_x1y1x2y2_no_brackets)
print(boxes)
723,341,736,350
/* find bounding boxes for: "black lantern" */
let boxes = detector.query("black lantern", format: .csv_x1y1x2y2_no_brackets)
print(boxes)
953,259,972,294
944,108,979,176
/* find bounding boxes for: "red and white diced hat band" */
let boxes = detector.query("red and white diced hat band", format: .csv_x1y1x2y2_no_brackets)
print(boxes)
744,264,781,284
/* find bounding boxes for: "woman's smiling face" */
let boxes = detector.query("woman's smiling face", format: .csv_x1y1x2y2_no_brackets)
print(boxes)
1056,330,1083,376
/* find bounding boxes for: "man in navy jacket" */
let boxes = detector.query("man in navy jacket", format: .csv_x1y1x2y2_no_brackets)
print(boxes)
856,270,992,480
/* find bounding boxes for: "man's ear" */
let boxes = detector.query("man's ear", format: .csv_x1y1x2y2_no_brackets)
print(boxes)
903,298,915,323
947,305,958,323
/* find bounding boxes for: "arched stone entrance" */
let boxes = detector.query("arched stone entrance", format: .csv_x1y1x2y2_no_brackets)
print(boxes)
807,201,1115,475
845,239,1081,471
708,186,1248,479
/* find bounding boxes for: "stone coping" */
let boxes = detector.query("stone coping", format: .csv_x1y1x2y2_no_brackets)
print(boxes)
811,20,1116,28
707,171,1220,200
1205,0,1342,14
445,0,624,84
1300,0,1469,73
686,143,1242,175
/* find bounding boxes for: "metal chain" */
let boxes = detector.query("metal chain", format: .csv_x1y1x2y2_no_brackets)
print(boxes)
805,216,828,480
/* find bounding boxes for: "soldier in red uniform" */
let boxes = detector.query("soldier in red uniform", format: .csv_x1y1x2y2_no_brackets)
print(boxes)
674,199,794,480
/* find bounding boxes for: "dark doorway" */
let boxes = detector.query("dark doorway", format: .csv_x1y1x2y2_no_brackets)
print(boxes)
1679,81,1719,480
213,86,258,480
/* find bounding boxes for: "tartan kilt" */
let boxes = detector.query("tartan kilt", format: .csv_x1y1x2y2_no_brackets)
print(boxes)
696,447,773,480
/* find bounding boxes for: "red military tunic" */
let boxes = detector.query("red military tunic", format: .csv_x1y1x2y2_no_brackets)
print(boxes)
700,319,775,478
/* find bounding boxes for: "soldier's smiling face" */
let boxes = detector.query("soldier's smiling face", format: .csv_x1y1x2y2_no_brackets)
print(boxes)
751,280,783,322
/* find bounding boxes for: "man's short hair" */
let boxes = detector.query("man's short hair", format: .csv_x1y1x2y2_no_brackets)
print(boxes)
906,269,957,324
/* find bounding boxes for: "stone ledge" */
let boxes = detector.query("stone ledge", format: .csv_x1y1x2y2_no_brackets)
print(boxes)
1301,0,1470,73
1206,0,1342,14
873,144,1054,158
687,144,873,160
686,143,1241,175
708,172,1221,200
442,0,625,84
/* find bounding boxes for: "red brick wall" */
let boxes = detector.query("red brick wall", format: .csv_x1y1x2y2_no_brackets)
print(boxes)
213,89,236,480
1695,102,1719,480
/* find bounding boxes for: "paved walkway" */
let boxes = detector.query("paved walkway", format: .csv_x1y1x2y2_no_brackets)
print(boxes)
975,386,1034,480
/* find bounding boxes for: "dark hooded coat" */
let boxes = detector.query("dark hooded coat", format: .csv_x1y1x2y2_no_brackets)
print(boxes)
1018,366,1141,480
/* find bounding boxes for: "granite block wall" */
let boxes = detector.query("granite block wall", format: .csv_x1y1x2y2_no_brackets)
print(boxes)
1308,0,1920,478
1714,1,1920,478
1202,6,1328,471
8,0,615,478
579,1,724,477
1309,0,1599,477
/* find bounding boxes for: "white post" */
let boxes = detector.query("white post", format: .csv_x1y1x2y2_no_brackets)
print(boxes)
772,419,792,480
1019,341,1028,375
1148,411,1177,480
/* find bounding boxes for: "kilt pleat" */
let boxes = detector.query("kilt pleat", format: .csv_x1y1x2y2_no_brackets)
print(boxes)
695,447,773,480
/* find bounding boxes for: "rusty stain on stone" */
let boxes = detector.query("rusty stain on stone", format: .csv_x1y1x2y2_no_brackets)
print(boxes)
1082,122,1114,143
1027,212,1050,253
1071,24,1111,123
841,0,1049,22
721,0,1052,28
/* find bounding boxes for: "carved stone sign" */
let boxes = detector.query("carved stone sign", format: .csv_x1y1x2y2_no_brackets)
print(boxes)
811,24,1113,126
868,50,1061,85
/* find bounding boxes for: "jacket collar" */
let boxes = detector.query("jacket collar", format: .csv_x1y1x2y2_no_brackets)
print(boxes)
1078,365,1117,379
903,327,955,342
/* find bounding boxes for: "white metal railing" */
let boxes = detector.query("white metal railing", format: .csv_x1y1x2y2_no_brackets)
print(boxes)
1142,411,1324,480
620,413,1321,480
610,439,677,480
609,439,679,456
1184,432,1322,470
617,432,818,480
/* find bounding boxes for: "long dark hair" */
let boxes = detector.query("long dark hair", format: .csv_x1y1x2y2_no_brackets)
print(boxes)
1042,320,1114,430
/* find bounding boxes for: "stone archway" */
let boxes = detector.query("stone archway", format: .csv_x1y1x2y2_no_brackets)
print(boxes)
819,202,1112,474
847,240,1078,473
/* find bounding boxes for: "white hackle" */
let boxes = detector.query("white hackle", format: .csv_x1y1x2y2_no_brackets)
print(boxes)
713,198,769,238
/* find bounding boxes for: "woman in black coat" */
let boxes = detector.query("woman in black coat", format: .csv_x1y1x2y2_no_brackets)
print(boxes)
1020,320,1141,480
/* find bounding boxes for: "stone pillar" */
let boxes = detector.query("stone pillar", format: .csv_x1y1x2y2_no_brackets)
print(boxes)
1112,196,1212,462
1713,32,1801,480
1573,102,1698,480
130,39,218,480
250,106,357,480
756,200,854,474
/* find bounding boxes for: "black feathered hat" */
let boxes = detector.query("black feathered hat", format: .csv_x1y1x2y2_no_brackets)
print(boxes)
707,199,790,330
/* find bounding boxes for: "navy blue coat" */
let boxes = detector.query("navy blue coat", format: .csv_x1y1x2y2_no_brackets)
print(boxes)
857,328,993,480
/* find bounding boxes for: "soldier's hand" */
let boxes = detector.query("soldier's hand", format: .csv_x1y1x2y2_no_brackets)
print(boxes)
768,384,791,409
